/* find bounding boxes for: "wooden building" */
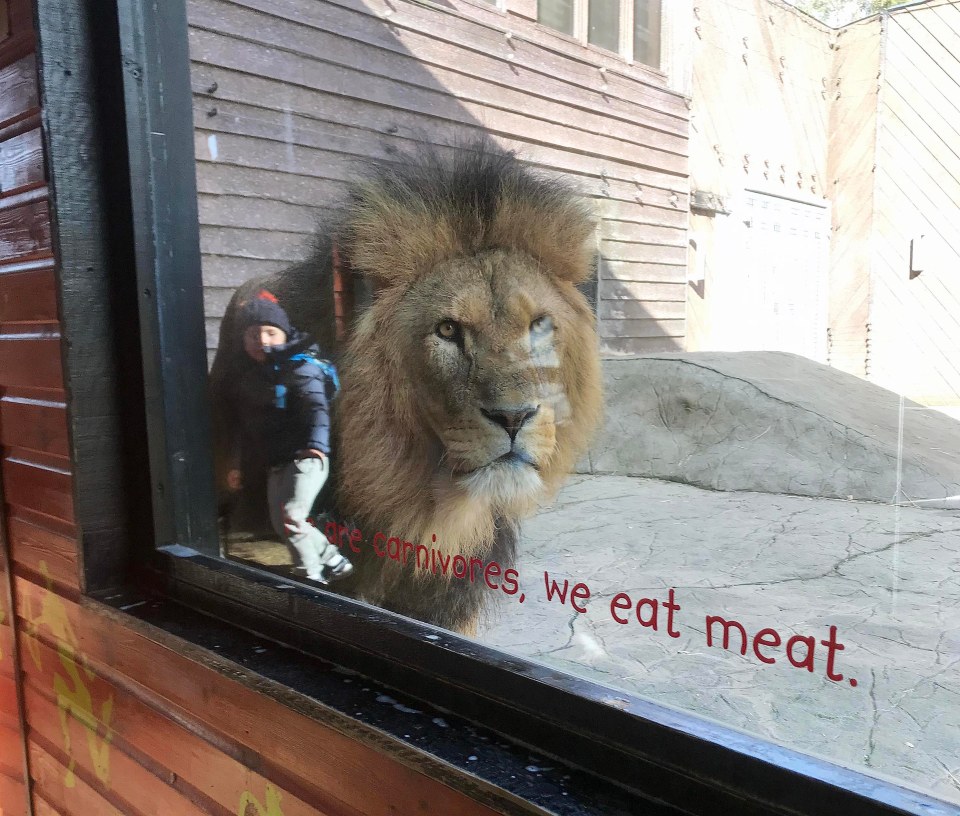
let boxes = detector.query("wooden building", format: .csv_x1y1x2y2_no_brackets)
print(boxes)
686,0,960,412
190,0,692,359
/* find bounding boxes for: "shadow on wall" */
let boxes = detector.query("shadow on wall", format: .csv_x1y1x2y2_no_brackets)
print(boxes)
597,262,685,356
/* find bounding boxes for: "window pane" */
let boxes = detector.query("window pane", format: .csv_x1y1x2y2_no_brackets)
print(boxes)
176,0,960,807
633,0,661,67
538,0,575,36
588,0,620,52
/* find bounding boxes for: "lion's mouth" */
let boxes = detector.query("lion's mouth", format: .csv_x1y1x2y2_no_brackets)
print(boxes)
453,450,539,477
496,450,539,470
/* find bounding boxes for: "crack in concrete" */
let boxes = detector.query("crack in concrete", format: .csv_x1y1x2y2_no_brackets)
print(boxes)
864,669,880,768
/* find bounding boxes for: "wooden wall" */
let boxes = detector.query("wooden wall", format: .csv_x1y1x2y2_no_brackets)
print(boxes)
187,0,690,358
684,0,833,350
0,2,517,815
825,16,881,379
0,0,56,808
867,0,960,408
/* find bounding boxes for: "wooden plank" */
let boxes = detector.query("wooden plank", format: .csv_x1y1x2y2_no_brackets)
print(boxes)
200,225,310,263
0,334,63,390
0,391,69,456
598,299,685,320
196,161,346,210
32,792,64,816
206,317,224,350
23,636,335,816
7,514,78,592
186,22,690,187
27,740,127,816
23,685,213,816
0,0,9,41
0,54,37,128
201,254,289,289
198,193,322,234
7,505,75,544
0,672,20,716
0,626,15,676
599,318,685,339
598,279,685,302
0,187,51,261
190,0,688,155
231,0,687,113
14,579,503,816
600,336,682,354
194,118,686,208
0,107,39,146
0,258,58,322
601,218,688,242
600,240,686,264
6,0,29,35
0,722,23,777
1,457,73,524
0,126,43,193
0,773,28,816
187,0,688,132
203,286,237,319
598,259,686,284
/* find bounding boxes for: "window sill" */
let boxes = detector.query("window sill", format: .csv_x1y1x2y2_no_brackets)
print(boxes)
92,583,670,816
95,548,956,816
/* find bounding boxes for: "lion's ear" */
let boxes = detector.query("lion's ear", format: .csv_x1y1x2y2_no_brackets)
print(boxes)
491,188,596,284
340,181,462,287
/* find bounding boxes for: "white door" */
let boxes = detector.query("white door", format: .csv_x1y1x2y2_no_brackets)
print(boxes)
712,191,830,362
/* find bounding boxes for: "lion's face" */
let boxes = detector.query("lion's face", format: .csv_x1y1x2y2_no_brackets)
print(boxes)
393,248,598,512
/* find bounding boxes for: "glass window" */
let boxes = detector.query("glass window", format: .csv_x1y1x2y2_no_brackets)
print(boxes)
633,0,661,67
123,0,960,809
538,0,575,36
588,0,620,52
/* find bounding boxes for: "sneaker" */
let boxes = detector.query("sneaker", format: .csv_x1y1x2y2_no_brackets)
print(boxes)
303,567,326,583
322,555,354,583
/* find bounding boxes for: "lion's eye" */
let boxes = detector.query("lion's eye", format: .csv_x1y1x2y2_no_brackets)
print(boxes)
436,320,461,341
530,315,554,336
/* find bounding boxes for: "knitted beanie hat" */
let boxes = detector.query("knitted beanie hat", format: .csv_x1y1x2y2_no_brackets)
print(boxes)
237,289,292,336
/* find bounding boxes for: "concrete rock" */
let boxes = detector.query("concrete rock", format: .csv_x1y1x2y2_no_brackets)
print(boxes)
579,352,960,508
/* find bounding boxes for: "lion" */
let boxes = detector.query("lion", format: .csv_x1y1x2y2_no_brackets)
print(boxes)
210,141,603,635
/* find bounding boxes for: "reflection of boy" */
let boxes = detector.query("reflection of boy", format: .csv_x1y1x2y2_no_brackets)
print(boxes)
227,290,353,583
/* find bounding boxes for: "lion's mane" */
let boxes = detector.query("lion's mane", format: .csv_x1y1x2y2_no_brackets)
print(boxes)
211,141,603,634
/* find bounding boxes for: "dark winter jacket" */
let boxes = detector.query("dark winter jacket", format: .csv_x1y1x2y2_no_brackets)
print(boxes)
228,331,336,470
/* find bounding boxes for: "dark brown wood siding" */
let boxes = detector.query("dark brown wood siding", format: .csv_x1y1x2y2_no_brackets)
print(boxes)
187,0,690,358
1,1,45,812
0,2,510,814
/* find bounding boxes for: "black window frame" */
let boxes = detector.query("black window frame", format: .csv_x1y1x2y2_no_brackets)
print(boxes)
36,0,958,814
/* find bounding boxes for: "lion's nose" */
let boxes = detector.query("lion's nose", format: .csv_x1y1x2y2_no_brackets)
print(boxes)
481,405,540,443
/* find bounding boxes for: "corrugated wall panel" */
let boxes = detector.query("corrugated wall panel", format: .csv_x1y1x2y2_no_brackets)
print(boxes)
869,4,960,406
826,17,881,378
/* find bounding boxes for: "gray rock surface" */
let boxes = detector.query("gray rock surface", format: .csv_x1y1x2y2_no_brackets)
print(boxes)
481,474,960,805
578,352,960,509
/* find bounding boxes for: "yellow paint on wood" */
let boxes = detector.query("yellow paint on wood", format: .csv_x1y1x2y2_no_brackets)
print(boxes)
238,783,285,816
23,562,114,789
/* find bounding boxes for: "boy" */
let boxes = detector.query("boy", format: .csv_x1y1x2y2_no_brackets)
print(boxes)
226,289,353,584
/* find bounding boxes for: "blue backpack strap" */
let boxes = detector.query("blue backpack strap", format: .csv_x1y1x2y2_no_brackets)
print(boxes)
289,353,340,393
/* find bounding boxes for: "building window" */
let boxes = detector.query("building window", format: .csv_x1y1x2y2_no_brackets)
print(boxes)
539,0,661,67
538,0,575,34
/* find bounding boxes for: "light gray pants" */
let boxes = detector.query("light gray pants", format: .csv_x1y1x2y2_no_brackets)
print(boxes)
267,457,340,578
